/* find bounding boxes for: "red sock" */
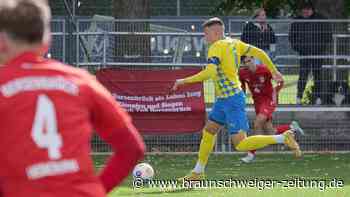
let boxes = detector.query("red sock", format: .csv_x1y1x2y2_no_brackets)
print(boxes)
249,150,256,155
275,124,290,134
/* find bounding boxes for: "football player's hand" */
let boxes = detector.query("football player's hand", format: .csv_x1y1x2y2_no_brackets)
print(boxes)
171,79,185,92
275,80,284,93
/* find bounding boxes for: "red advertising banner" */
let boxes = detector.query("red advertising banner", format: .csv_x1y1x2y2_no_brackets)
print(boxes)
96,68,206,134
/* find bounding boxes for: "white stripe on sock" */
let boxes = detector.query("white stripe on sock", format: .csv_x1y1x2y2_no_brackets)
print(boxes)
193,161,205,173
274,134,285,144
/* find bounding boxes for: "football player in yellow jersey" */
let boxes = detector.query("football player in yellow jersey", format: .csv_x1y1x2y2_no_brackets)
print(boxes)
172,17,301,181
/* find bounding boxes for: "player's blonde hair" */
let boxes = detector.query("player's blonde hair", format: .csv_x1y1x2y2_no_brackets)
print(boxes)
202,17,224,28
202,17,225,38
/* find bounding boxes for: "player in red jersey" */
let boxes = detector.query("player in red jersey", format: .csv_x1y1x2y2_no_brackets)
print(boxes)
0,1,145,196
239,56,304,163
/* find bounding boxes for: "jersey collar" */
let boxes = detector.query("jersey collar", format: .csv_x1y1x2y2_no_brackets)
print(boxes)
4,52,45,67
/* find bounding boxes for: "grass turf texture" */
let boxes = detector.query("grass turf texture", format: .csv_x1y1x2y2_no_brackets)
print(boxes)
93,153,350,197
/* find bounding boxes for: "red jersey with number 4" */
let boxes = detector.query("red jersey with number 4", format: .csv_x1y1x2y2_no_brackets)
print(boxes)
0,52,143,197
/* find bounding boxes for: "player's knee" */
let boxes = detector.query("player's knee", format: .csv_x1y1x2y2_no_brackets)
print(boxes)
204,121,221,134
234,140,246,152
255,116,266,125
204,126,219,135
231,131,246,149
235,144,245,152
263,124,275,134
253,123,264,132
254,115,266,129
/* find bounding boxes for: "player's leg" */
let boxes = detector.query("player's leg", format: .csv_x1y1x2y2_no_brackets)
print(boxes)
238,96,302,158
275,121,304,135
233,129,301,158
241,113,267,163
275,123,291,134
193,120,222,174
223,92,299,156
261,98,290,135
254,114,268,132
228,102,301,157
179,99,225,180
255,100,276,135
254,100,303,139
241,99,277,163
289,121,305,135
264,119,277,132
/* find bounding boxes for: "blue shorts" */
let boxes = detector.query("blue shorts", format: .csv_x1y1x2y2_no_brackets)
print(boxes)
208,91,250,135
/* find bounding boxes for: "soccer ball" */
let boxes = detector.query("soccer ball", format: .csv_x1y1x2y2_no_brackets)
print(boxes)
132,163,154,180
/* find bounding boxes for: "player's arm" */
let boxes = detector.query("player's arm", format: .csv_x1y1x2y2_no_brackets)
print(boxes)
241,80,247,94
266,67,284,93
86,76,145,193
172,44,220,91
172,64,216,91
237,41,281,76
244,46,276,74
273,77,283,105
239,71,247,93
275,79,284,93
238,40,282,82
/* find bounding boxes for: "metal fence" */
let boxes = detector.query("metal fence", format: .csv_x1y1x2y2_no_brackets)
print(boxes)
49,18,350,153
91,107,350,154
50,19,66,62
72,19,350,105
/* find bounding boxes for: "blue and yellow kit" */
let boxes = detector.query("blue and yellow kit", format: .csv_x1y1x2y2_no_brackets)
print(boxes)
182,37,278,133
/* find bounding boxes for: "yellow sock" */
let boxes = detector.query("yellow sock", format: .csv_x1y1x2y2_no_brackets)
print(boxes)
198,130,216,166
235,135,278,151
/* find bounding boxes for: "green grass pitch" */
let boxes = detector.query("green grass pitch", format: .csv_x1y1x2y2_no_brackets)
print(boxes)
93,153,350,197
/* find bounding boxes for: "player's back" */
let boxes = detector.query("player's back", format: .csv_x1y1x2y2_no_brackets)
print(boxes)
0,53,106,197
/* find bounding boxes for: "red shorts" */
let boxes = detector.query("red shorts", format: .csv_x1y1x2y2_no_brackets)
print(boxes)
254,98,276,120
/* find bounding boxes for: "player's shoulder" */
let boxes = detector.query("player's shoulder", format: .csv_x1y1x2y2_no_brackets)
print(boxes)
0,59,94,85
223,37,242,45
45,59,93,80
208,40,222,51
211,37,239,48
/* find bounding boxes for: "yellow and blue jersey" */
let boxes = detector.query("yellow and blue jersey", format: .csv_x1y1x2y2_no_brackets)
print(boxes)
183,37,277,98
207,37,249,98
181,37,278,132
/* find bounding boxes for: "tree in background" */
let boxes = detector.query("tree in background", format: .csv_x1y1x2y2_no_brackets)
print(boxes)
213,0,349,18
112,0,151,63
213,0,296,17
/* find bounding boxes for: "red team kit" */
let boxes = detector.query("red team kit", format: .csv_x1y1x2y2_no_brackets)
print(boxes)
0,52,145,197
239,64,283,119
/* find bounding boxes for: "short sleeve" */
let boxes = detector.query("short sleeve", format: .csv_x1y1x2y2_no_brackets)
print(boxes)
236,39,252,56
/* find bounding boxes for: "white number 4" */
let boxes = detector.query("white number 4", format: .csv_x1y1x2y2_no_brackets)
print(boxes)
31,95,62,160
